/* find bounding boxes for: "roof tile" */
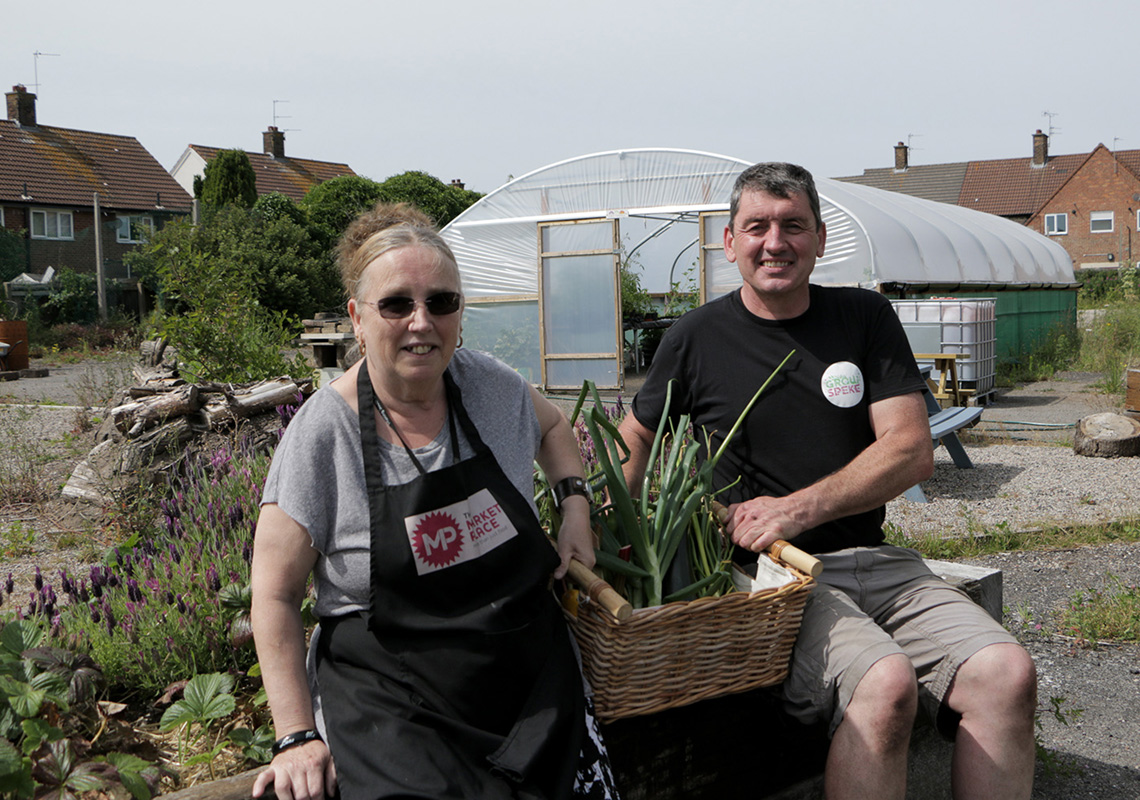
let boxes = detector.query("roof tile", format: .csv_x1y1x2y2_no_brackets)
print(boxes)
189,145,355,202
0,120,192,212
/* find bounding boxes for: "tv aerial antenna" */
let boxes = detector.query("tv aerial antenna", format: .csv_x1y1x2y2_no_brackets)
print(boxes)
32,51,60,94
272,100,299,132
1042,111,1061,141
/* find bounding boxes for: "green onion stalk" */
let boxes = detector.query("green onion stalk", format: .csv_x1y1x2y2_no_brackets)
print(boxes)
550,350,794,609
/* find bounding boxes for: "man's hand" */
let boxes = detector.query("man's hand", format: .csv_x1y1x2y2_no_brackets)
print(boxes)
726,496,807,553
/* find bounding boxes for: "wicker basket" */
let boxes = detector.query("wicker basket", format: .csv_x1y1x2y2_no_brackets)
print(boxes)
567,555,814,722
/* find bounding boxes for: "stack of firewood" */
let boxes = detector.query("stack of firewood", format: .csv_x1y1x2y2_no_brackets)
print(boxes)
61,343,311,507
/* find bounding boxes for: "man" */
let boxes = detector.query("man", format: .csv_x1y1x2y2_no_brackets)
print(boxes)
618,163,1037,799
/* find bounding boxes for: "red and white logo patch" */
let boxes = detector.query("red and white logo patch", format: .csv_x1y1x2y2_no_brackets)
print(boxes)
410,511,464,569
405,488,519,575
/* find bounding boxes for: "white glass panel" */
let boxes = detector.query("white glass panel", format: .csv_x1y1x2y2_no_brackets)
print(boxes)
31,211,45,237
704,247,740,300
547,358,620,388
542,255,616,354
45,214,58,238
703,212,729,243
462,301,540,383
542,221,612,253
59,213,72,238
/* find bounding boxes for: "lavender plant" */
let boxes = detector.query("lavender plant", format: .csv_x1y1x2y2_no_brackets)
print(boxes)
4,435,277,699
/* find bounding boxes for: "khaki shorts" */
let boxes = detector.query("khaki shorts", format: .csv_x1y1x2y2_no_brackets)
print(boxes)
778,545,1018,737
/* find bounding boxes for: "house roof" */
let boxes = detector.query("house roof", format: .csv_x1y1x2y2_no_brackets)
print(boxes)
0,119,192,212
835,162,969,206
956,152,1089,218
836,144,1140,221
187,144,355,202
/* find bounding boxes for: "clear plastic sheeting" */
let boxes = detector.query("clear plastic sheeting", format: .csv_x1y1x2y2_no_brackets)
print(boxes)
442,149,1078,385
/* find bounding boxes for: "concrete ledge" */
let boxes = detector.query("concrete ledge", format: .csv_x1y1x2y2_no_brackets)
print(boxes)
603,558,1003,800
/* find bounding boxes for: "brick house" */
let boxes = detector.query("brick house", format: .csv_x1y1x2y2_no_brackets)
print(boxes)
170,127,355,203
0,85,193,281
837,131,1140,270
1025,145,1140,269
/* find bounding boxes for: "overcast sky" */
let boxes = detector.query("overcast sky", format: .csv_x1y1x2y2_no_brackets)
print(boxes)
4,0,1138,197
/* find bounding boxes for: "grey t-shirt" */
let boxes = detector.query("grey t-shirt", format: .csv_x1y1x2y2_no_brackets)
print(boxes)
261,348,543,618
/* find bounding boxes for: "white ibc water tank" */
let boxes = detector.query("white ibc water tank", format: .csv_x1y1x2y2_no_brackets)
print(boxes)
891,298,997,398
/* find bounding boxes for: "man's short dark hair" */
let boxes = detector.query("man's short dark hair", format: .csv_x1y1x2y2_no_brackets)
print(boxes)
728,162,822,232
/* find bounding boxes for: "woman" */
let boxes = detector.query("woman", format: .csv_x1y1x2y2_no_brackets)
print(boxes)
250,204,616,800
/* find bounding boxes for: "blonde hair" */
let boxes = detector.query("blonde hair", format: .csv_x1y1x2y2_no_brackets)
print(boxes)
335,202,461,299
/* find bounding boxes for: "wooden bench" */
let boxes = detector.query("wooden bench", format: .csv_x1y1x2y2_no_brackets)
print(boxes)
903,381,983,504
915,352,964,407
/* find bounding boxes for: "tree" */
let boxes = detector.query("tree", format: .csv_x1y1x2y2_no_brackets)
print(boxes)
299,175,387,246
201,149,258,209
376,171,482,227
127,205,341,321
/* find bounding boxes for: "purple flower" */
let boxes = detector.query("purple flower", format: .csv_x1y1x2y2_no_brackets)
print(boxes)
127,579,144,604
102,598,116,635
206,566,222,593
5,573,14,594
34,567,43,591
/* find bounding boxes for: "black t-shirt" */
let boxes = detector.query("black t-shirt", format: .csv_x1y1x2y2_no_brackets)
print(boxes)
630,285,926,554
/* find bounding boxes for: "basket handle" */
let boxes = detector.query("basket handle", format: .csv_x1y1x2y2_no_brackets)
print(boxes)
547,536,633,621
712,502,823,579
566,559,633,621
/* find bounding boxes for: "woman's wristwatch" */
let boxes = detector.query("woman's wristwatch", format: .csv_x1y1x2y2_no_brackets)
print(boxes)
552,476,591,511
272,729,322,756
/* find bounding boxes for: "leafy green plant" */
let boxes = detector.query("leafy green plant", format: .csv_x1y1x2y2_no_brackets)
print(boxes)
39,269,99,327
0,620,164,800
559,352,794,608
1035,695,1084,777
160,672,237,772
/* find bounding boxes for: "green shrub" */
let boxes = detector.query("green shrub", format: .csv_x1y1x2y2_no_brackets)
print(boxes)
9,436,284,699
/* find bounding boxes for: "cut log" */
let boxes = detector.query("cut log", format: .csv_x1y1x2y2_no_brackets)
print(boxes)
112,384,200,436
128,377,187,398
1073,412,1140,458
200,380,302,429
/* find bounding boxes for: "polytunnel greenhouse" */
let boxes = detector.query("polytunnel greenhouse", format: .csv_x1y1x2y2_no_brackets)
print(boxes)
440,149,1077,390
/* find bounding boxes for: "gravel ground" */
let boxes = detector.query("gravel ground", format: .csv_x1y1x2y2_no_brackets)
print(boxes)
3,362,1140,795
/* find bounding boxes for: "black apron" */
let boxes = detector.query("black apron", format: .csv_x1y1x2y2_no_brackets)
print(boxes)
316,362,585,800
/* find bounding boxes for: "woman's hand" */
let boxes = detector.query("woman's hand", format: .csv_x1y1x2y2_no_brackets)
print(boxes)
554,496,595,579
252,740,336,800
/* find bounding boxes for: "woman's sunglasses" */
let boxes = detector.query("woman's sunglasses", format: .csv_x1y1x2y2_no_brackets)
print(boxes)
365,292,462,319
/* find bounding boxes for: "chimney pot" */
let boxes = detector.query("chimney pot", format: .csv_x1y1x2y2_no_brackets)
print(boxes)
6,84,37,127
1032,129,1048,168
450,178,466,190
894,142,909,172
263,126,286,159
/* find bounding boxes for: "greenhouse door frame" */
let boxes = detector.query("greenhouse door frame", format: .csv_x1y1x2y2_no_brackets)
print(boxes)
698,210,732,304
537,218,623,391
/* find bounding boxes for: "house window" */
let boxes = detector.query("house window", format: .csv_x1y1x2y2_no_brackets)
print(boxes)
1044,213,1067,235
30,209,74,240
1090,211,1114,233
116,214,153,243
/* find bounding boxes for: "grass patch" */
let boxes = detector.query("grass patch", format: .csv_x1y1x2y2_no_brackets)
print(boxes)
885,517,1140,561
1057,574,1140,644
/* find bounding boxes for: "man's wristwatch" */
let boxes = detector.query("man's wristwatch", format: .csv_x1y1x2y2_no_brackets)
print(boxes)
551,476,591,511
